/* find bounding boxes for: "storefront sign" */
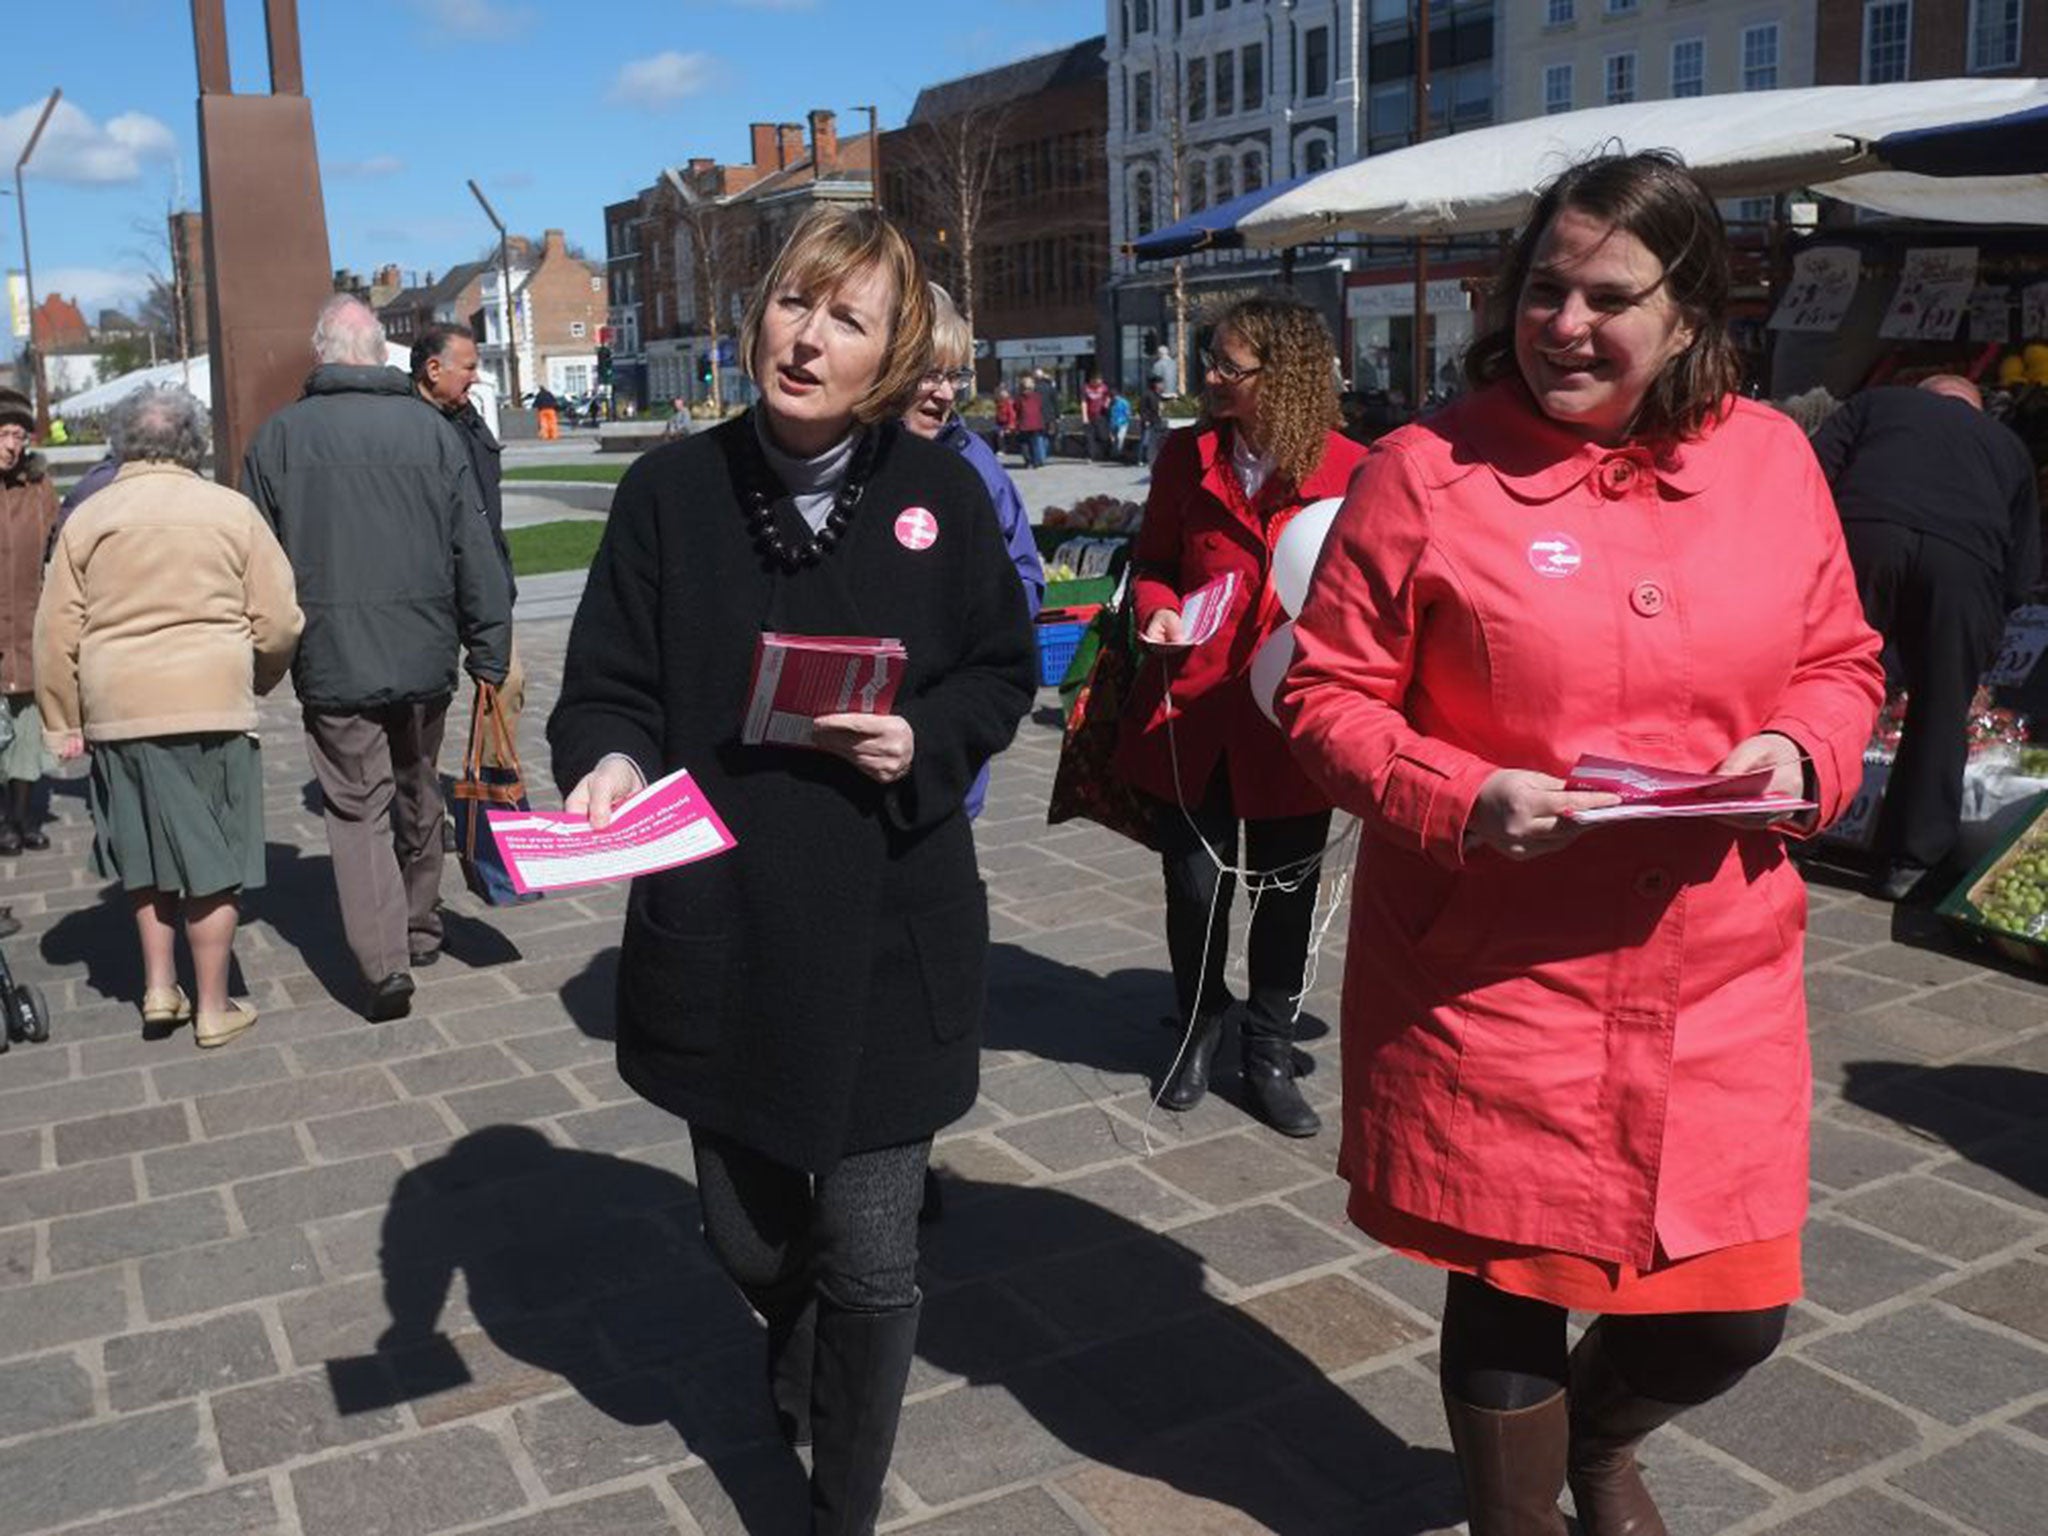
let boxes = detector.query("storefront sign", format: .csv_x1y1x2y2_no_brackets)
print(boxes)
1878,248,1978,341
993,335,1094,360
1769,247,1860,334
1346,280,1471,319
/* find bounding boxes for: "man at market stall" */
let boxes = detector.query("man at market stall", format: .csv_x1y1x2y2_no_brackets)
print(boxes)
1811,375,2042,900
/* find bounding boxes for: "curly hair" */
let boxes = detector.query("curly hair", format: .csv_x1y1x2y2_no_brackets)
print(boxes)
1464,149,1739,444
1201,296,1342,491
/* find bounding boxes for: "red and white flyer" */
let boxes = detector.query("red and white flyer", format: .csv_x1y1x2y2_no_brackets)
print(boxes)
485,769,737,894
741,632,908,746
1150,571,1239,652
1560,753,1814,825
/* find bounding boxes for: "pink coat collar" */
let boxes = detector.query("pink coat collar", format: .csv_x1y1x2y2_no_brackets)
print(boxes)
1444,380,1723,502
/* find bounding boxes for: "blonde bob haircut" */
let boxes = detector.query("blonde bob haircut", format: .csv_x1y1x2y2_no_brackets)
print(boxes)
740,205,935,424
929,284,974,371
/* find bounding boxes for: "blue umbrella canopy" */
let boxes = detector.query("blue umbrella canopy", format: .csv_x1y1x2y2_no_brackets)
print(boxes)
1873,102,2048,178
1126,174,1312,261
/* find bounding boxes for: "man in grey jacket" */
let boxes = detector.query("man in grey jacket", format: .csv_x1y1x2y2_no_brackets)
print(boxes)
243,296,511,1021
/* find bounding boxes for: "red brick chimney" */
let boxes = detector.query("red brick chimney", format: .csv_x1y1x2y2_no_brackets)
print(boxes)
778,123,806,168
542,228,568,261
808,110,839,173
750,122,778,170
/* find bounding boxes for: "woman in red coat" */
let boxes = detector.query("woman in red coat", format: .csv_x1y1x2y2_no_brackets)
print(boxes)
1115,296,1366,1137
1278,154,1883,1535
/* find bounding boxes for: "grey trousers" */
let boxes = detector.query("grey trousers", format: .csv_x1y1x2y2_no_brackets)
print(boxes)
303,701,449,983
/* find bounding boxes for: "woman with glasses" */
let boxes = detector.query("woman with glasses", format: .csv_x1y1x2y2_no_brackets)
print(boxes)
1114,296,1366,1138
902,284,1045,821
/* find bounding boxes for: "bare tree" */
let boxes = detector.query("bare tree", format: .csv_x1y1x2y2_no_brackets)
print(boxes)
663,168,751,416
892,100,1011,325
125,198,195,375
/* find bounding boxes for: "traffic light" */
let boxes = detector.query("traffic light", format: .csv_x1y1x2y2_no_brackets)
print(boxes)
596,345,613,383
699,355,714,387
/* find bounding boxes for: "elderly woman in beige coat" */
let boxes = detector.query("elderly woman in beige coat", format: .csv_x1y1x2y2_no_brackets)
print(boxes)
36,386,302,1047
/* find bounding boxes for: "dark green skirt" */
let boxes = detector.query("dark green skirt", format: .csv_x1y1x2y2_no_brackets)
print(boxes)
89,734,266,897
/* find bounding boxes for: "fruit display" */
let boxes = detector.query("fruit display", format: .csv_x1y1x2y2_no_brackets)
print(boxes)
1968,832,2048,941
1867,688,2031,759
1042,496,1143,535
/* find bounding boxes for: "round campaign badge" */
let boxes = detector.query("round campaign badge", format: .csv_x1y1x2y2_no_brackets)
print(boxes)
1527,533,1583,579
895,507,939,551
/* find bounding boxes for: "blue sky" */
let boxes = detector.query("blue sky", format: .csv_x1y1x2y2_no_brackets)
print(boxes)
2,0,1104,346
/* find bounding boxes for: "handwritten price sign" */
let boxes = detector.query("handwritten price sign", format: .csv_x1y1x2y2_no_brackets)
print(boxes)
1984,606,2048,689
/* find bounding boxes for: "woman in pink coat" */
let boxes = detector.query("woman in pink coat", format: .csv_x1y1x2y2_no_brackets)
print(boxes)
1278,153,1882,1535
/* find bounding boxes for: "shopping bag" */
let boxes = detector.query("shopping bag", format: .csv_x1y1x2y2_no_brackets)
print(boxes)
1047,579,1160,851
447,682,539,906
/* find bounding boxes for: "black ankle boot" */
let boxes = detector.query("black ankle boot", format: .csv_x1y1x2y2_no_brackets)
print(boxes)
1241,1035,1321,1137
809,1297,921,1536
1159,1012,1225,1110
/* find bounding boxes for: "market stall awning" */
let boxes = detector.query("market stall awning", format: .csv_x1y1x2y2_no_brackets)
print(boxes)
1125,174,1311,260
1236,77,2048,248
1867,101,2048,178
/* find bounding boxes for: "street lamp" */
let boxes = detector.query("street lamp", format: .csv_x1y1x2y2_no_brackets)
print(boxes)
14,89,61,436
466,178,522,405
855,104,881,213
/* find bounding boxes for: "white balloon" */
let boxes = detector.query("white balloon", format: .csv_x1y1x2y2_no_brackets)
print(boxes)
1271,496,1345,618
1249,621,1298,727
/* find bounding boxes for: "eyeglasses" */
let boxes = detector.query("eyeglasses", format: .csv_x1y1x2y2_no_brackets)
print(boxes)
920,368,976,393
1201,349,1262,384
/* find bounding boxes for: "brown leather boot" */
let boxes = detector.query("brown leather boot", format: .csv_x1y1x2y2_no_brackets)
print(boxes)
1566,1325,1679,1536
1442,1388,1570,1535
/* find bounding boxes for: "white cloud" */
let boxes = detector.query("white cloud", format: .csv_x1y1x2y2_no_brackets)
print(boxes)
413,0,535,38
608,52,717,112
39,266,154,319
327,154,406,180
0,99,177,186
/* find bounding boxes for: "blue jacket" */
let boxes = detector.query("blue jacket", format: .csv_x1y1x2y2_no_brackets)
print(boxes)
941,416,1043,817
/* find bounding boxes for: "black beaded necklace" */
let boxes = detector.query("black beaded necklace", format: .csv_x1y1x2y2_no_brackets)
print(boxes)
732,414,882,572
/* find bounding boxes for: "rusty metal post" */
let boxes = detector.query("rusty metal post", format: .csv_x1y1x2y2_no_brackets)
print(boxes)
191,0,337,483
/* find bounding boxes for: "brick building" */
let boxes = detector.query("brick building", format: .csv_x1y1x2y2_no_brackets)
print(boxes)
478,229,607,402
376,261,491,351
883,40,1110,398
1815,0,2041,82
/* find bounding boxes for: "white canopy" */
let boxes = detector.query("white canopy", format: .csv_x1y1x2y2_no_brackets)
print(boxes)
1237,77,2048,247
55,345,500,436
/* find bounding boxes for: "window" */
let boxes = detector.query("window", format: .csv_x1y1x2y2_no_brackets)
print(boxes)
1971,0,2022,70
1304,25,1331,98
1605,0,1638,12
1242,149,1264,192
1444,63,1492,125
1303,136,1333,174
1544,63,1573,114
1370,80,1412,142
1605,51,1636,104
1863,1,1911,81
1188,161,1208,213
1133,0,1150,32
1370,0,1409,25
1188,0,1203,15
1670,37,1704,97
1134,71,1154,133
1133,170,1155,238
1188,56,1208,122
1742,24,1779,90
569,320,586,339
1547,0,1574,21
1243,43,1264,110
1214,155,1235,205
1214,51,1235,115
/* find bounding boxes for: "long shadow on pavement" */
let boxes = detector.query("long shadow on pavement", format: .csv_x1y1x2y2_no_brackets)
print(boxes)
1842,1060,2048,1199
335,1124,1455,1533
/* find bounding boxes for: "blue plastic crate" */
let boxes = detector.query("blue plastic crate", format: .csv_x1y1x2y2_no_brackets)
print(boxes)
1036,620,1089,687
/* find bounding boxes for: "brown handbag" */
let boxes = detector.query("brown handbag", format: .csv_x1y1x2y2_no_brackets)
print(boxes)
448,682,534,905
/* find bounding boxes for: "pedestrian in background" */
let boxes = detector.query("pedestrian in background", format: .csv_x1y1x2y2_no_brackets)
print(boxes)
1116,296,1366,1139
1108,389,1133,462
1280,151,1883,1536
36,385,301,1048
0,387,57,856
993,383,1017,460
901,282,1045,821
1810,375,2041,900
531,385,560,441
1138,376,1168,466
550,205,1034,1536
242,296,511,1023
1082,372,1112,460
1016,374,1048,469
414,324,526,772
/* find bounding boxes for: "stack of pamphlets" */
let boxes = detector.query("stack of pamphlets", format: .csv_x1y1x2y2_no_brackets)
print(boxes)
741,633,908,747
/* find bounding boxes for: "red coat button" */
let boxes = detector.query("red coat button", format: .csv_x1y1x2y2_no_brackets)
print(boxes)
1599,459,1637,494
1630,580,1666,617
1634,868,1673,898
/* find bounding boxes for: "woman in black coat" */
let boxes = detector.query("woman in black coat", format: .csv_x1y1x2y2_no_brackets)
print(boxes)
549,206,1036,1534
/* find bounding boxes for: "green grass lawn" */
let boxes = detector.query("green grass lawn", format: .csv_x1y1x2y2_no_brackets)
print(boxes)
503,463,629,485
506,520,605,576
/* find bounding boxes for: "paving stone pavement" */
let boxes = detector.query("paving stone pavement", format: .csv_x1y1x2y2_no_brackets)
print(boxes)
0,604,2042,1536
